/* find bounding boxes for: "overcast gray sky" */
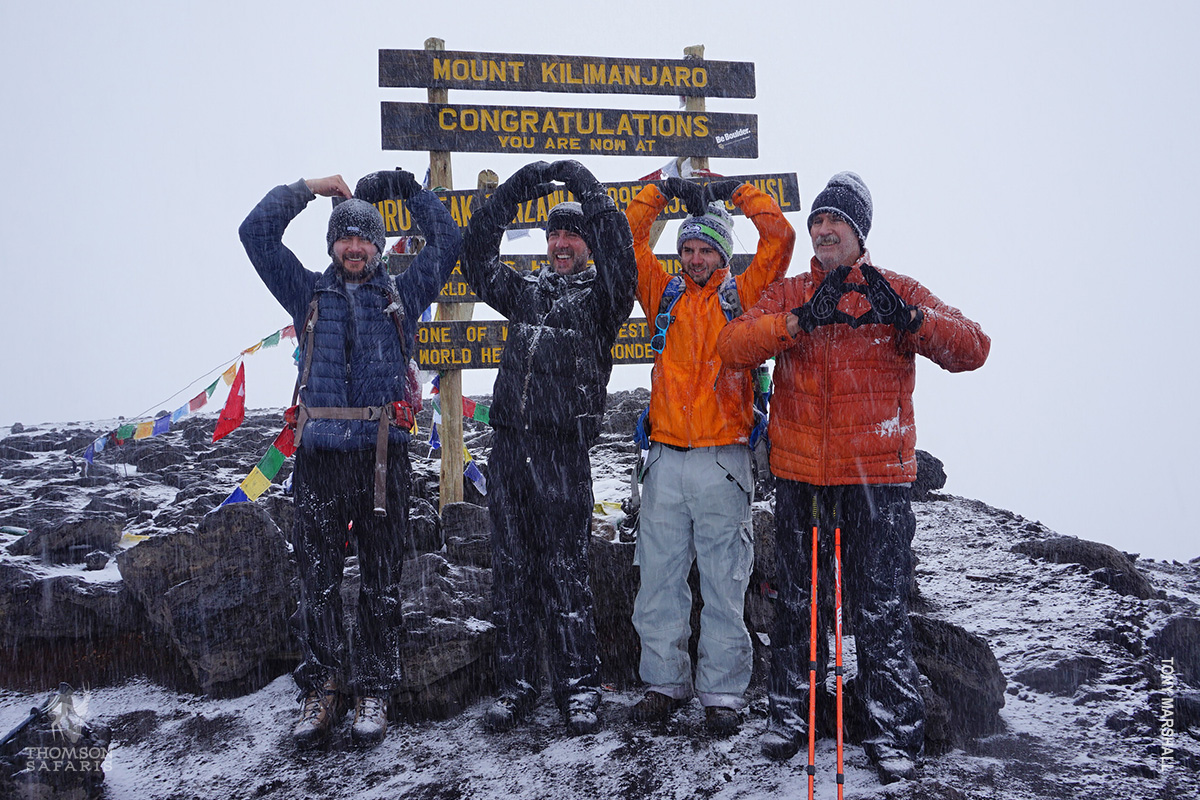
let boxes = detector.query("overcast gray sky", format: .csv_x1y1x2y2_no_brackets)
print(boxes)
2,1,1196,561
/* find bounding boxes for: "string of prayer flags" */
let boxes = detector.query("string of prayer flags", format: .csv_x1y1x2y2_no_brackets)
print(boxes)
82,325,295,464
217,426,297,507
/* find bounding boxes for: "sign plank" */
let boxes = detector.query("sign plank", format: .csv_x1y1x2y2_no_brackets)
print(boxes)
381,102,758,158
391,254,756,303
363,172,800,236
416,318,656,368
379,49,756,98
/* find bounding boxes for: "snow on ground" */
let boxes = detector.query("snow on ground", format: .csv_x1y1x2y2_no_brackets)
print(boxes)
2,419,1198,798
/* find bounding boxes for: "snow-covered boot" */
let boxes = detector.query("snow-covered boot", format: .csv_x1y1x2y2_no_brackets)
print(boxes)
704,706,741,736
350,695,388,747
564,690,601,736
482,692,533,732
630,690,687,723
292,676,344,748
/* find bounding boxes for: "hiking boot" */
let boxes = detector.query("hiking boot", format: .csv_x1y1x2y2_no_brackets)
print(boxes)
292,677,344,748
760,725,802,761
350,695,388,747
630,691,686,723
482,694,531,732
564,690,601,736
704,706,741,736
867,744,918,784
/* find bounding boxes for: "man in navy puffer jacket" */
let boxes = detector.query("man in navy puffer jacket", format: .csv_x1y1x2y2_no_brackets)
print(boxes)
239,170,460,748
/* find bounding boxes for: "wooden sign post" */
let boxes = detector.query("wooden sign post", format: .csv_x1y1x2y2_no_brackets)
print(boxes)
379,42,763,511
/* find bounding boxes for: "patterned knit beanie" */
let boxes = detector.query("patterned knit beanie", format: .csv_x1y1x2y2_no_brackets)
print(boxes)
676,202,734,266
807,171,873,246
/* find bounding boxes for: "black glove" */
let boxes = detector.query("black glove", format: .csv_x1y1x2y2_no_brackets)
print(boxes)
549,159,602,199
355,168,421,203
853,264,923,332
704,179,744,204
494,161,556,205
659,177,707,217
791,265,856,333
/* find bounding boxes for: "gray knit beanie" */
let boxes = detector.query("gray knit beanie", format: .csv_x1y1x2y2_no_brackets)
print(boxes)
327,198,387,255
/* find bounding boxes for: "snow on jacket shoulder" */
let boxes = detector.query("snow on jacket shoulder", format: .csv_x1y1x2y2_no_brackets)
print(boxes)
461,189,636,443
626,182,794,448
239,180,462,451
716,256,990,485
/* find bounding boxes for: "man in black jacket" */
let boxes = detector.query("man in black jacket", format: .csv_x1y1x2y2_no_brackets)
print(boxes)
461,160,636,735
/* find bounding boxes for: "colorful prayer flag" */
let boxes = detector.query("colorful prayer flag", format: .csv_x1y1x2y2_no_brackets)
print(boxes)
239,467,272,501
152,416,170,436
212,362,246,443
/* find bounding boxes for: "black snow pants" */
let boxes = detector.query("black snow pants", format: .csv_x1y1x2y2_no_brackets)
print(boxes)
769,479,925,759
291,444,411,696
488,427,601,709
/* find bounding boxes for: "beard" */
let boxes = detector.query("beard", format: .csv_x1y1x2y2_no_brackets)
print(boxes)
335,252,383,282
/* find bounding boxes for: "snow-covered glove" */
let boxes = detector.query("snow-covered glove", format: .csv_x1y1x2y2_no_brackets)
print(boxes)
355,168,421,203
659,177,708,217
853,264,923,332
792,265,856,333
704,179,744,204
494,161,556,205
549,159,603,199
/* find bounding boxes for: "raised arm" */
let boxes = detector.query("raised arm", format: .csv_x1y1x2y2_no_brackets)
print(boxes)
551,160,636,338
715,181,795,307
238,178,327,322
460,161,555,319
624,183,675,316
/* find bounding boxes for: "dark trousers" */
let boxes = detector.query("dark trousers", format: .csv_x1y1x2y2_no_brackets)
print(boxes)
291,445,411,696
770,479,925,758
488,427,601,708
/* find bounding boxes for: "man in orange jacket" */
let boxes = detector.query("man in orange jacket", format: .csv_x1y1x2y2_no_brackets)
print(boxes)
626,176,794,734
717,172,990,782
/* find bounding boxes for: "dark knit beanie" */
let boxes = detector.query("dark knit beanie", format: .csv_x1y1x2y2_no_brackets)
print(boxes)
807,171,872,245
545,201,588,243
327,198,386,256
676,202,734,266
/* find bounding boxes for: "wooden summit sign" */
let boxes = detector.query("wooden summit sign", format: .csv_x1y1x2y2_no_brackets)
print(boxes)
416,318,656,368
382,102,758,158
366,172,799,236
379,50,756,98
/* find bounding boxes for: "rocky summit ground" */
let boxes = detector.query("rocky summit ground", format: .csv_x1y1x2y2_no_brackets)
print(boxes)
1,408,1198,799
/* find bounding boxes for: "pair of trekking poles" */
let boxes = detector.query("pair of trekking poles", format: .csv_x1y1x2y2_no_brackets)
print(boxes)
806,495,844,800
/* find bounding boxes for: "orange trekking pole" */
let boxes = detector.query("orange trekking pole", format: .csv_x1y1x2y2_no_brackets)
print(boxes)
834,498,845,799
807,495,820,800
